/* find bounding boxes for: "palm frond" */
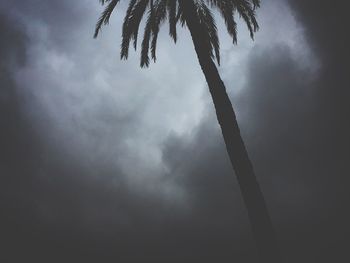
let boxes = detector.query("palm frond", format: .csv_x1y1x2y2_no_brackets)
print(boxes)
94,0,120,38
95,0,261,67
120,0,149,60
151,0,167,61
167,0,178,42
197,0,220,64
234,0,259,39
140,10,154,67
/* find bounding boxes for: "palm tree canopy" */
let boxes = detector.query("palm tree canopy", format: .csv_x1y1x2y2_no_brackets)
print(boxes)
94,0,260,67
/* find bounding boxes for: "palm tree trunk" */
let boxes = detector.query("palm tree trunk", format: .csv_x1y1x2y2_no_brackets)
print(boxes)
180,1,277,262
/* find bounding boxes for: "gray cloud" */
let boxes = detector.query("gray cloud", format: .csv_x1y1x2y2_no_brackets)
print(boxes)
1,0,348,262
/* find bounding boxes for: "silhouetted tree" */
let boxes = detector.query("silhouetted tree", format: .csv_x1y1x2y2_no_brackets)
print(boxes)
94,0,277,262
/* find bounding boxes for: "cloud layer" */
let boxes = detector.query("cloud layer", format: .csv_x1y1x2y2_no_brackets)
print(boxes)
1,0,348,262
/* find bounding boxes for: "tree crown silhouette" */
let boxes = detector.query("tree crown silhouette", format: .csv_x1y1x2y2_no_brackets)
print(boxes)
94,0,260,67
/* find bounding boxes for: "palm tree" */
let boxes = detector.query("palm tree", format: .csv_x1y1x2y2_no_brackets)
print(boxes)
94,0,277,262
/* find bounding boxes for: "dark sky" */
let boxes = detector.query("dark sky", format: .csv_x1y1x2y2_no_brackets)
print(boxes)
0,0,349,262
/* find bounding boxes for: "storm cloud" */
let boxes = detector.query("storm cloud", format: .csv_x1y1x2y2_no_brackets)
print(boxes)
0,0,348,262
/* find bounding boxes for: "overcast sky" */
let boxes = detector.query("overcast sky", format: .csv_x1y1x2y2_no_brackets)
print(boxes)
1,1,349,262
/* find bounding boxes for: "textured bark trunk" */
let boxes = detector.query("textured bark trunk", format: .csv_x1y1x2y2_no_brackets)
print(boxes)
180,1,278,262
